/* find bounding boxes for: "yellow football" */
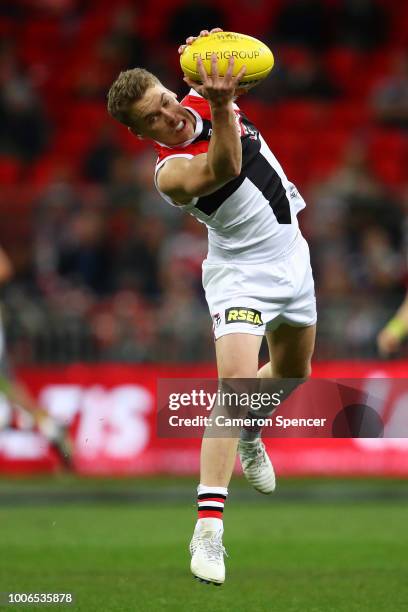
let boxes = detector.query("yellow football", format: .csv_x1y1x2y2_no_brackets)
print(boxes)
180,31,274,87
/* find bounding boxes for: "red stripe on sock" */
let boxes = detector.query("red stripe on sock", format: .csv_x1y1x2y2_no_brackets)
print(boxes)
197,497,225,503
198,510,223,519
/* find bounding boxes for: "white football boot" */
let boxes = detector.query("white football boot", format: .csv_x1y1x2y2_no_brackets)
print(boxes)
190,526,227,585
238,438,276,494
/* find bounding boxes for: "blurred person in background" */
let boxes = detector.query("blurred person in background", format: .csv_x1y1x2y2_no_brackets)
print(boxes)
333,144,403,295
106,153,142,209
34,165,84,294
103,4,146,71
335,0,389,50
56,208,114,297
0,245,71,464
249,47,341,104
0,39,49,161
83,125,120,183
312,140,403,257
282,50,341,100
270,0,332,51
90,291,155,362
116,213,166,300
308,139,404,356
156,260,210,362
371,52,408,130
160,215,208,293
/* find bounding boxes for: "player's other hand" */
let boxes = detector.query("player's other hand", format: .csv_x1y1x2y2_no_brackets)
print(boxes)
377,327,401,356
184,54,246,107
178,28,223,55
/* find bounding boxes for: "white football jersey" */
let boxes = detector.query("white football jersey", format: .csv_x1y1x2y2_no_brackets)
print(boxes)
154,90,306,264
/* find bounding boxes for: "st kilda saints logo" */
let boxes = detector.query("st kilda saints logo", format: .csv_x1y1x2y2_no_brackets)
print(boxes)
213,313,222,328
225,307,263,326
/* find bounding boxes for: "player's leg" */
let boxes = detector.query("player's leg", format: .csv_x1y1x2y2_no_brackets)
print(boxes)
200,332,262,486
238,323,316,493
0,365,71,466
248,322,316,421
190,332,262,585
263,322,316,378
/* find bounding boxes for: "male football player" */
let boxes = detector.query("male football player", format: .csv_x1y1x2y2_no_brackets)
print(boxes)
108,29,316,585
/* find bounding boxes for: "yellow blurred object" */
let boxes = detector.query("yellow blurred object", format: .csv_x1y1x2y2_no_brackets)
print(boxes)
385,317,408,340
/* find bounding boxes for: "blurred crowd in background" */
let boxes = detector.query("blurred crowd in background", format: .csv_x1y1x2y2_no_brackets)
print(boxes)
0,0,407,364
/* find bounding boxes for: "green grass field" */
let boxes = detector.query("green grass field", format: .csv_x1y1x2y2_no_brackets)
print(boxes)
0,479,407,611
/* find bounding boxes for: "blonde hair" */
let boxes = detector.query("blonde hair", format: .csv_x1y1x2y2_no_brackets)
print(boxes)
107,68,160,127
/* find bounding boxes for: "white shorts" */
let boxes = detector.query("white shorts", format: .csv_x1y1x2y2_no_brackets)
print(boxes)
202,233,317,340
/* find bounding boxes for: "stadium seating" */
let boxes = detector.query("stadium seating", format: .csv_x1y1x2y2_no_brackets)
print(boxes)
0,157,22,185
1,1,406,194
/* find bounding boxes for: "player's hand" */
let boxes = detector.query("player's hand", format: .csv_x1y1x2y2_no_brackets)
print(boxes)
184,54,246,107
377,327,401,356
178,28,223,55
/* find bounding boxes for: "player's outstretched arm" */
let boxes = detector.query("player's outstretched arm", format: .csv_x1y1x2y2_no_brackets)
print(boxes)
158,55,246,205
377,292,408,356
